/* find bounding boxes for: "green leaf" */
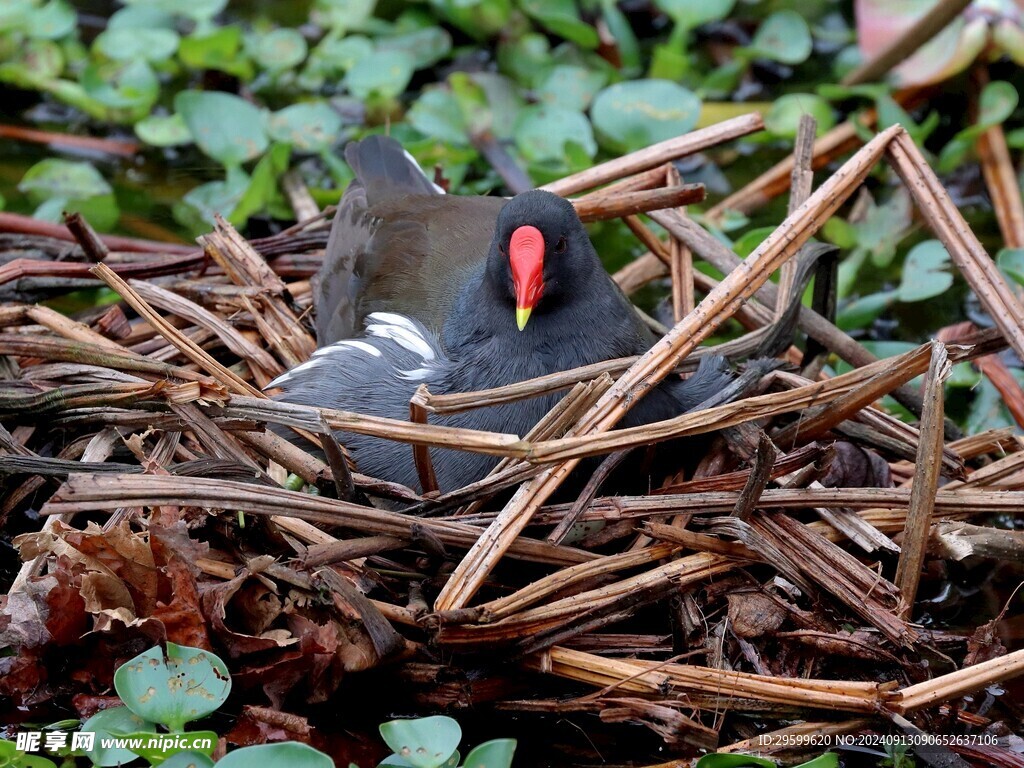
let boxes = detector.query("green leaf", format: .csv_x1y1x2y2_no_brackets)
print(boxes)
26,0,76,40
80,58,159,117
794,753,839,768
94,27,180,62
113,642,232,731
0,39,64,84
409,88,469,145
765,93,835,138
378,751,458,768
514,104,596,163
939,81,1019,172
216,743,334,768
462,739,517,768
122,0,227,21
655,0,736,32
898,240,953,303
537,65,606,111
858,189,912,267
14,755,59,768
837,290,897,331
0,0,36,33
268,102,342,152
694,753,776,768
178,26,253,79
875,93,938,146
308,33,374,75
379,716,461,768
997,247,1024,286
107,5,176,30
230,143,291,224
496,32,553,88
160,752,216,768
175,90,269,166
312,0,377,34
378,26,452,69
81,706,157,767
254,28,308,70
19,158,110,202
732,226,776,258
591,79,700,154
135,113,192,146
430,0,512,40
649,41,689,80
747,10,812,64
175,168,250,232
967,375,1019,434
599,1,641,75
519,0,598,48
123,730,218,763
345,49,415,100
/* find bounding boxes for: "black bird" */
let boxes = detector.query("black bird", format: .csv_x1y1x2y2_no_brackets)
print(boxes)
271,136,728,492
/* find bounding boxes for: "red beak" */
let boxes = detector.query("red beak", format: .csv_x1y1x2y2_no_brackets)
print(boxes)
509,225,544,330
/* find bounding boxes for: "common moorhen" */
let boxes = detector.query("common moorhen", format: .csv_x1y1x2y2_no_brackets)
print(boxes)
271,135,728,492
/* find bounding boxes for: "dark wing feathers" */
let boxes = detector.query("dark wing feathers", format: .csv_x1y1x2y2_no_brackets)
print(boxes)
314,135,504,345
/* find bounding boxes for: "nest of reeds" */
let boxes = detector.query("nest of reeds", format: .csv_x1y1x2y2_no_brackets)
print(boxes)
2,112,1024,765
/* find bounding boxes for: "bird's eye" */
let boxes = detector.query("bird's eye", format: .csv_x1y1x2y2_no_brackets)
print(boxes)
554,236,567,254
499,243,506,257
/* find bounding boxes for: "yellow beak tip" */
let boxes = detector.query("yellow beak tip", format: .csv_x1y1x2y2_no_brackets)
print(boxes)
516,307,532,331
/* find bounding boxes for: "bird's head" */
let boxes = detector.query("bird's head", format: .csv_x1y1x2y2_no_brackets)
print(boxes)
486,189,595,331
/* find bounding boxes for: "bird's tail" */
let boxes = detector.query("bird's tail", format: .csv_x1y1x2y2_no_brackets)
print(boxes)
343,134,442,204
669,354,734,412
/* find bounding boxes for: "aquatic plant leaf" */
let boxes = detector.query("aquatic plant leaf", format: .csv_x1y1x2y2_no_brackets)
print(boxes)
81,706,157,767
997,248,1024,286
254,28,308,70
160,752,216,768
122,0,227,22
175,90,269,166
113,642,231,731
794,754,839,768
520,0,598,48
123,730,217,762
837,290,897,331
268,101,342,151
765,93,835,137
428,0,511,40
497,31,553,88
378,751,458,768
695,753,775,767
94,27,179,62
898,240,953,302
19,158,110,202
537,65,606,111
515,104,596,163
591,79,699,153
217,743,334,768
312,0,377,34
80,58,159,116
599,0,641,75
178,25,253,79
345,49,415,99
379,716,461,768
408,88,470,144
939,80,1018,171
748,10,812,64
654,0,736,32
377,26,452,69
135,113,192,146
462,739,517,768
25,0,76,40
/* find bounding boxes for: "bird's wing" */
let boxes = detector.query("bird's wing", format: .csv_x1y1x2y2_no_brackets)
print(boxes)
314,136,504,344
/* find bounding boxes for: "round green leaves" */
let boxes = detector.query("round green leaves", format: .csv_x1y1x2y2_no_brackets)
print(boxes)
591,79,700,153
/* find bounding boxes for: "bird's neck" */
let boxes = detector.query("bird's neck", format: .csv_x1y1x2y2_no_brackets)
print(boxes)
443,268,646,380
